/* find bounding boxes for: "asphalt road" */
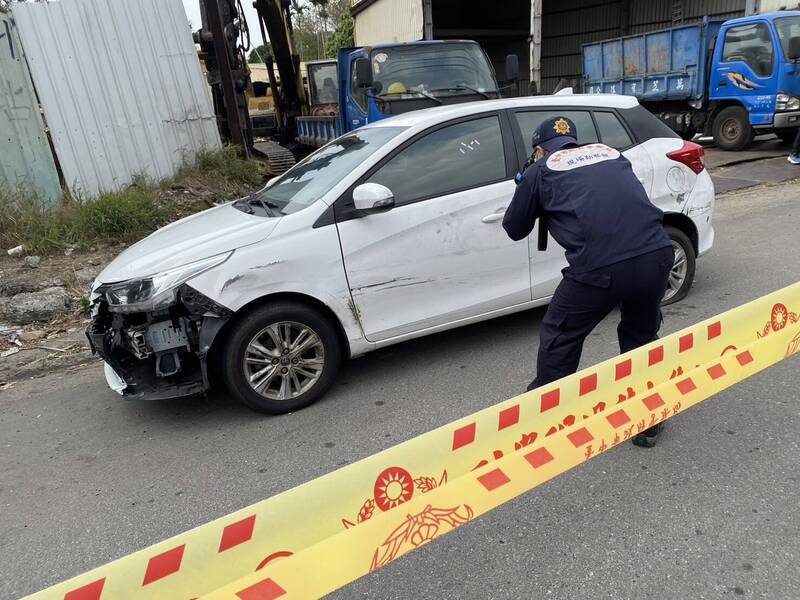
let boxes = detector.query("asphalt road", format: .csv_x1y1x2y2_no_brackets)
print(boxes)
2,180,799,600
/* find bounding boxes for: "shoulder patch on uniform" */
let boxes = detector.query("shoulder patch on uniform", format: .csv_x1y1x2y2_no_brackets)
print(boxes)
546,143,620,172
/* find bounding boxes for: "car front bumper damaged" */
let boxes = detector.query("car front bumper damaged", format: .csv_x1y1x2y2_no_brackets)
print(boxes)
86,285,231,400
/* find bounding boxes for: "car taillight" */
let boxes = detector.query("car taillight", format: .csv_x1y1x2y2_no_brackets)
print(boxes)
666,141,705,174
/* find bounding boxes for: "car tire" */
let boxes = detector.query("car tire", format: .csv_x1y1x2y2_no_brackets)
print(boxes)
775,128,799,144
712,106,754,151
222,302,342,414
662,226,696,306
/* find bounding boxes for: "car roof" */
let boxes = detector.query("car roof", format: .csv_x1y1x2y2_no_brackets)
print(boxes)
366,94,641,131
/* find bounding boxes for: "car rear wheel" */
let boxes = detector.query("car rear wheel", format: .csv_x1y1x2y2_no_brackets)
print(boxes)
222,302,342,414
662,226,696,305
712,106,754,151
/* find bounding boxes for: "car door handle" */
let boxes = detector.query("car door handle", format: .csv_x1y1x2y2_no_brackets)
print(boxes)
482,208,507,223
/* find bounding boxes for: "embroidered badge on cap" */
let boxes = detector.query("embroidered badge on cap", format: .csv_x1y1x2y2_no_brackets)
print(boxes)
553,118,571,136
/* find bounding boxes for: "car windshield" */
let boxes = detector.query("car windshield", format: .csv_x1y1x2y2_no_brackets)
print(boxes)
775,16,800,59
372,43,497,98
248,127,405,215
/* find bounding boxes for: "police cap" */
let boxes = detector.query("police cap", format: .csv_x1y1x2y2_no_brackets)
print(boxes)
531,116,578,153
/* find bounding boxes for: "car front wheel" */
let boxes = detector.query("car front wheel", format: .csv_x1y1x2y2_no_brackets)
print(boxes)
662,226,696,305
222,302,342,414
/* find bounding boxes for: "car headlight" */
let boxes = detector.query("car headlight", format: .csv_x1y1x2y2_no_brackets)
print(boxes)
776,93,800,111
106,252,232,313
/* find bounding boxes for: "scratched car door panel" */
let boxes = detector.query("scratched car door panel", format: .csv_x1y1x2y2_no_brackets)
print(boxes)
337,116,531,343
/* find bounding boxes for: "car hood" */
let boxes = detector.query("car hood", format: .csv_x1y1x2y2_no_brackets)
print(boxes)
97,203,279,283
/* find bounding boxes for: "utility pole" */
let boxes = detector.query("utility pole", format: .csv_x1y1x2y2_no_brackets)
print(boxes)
530,0,542,94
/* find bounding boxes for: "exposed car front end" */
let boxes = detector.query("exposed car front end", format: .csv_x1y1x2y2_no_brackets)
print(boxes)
86,254,233,400
86,199,280,401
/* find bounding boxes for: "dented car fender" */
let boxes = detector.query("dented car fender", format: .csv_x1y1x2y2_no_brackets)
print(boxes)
187,208,371,357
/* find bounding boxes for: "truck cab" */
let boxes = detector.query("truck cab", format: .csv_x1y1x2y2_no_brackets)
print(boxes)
582,11,800,150
709,12,800,147
296,40,515,148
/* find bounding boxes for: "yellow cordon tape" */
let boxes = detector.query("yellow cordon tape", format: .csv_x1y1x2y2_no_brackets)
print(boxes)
26,283,800,600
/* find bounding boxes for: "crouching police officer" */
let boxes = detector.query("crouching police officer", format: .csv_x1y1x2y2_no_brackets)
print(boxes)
503,116,674,448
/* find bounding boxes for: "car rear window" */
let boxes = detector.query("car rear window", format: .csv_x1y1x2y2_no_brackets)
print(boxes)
618,105,680,142
514,110,599,146
594,111,633,149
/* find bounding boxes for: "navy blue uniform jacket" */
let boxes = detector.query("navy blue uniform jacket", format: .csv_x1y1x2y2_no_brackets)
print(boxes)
503,143,671,274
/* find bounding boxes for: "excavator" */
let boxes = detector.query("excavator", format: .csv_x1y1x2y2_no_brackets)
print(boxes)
194,0,518,174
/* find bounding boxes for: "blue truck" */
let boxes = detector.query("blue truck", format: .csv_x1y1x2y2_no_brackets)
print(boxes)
582,11,800,150
296,40,518,148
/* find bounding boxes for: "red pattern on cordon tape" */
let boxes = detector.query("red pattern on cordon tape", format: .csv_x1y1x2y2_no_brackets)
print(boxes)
540,389,560,412
676,378,697,395
64,579,105,600
219,515,257,553
477,468,511,491
615,359,632,380
566,427,593,448
642,393,665,411
579,373,597,396
606,409,631,429
524,447,554,469
707,364,727,380
236,577,286,600
708,321,722,339
452,423,476,450
648,345,664,366
679,333,694,352
142,545,185,586
498,405,520,431
737,351,754,366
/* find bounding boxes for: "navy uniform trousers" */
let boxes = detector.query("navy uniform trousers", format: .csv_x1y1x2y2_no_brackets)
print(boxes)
528,245,674,391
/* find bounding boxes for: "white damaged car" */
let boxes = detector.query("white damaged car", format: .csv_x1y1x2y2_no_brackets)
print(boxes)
88,95,715,413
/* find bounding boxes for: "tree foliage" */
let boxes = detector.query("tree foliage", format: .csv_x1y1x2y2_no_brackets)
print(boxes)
289,0,353,61
248,43,273,63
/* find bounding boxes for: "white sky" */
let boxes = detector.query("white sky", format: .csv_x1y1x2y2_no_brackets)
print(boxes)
181,0,265,46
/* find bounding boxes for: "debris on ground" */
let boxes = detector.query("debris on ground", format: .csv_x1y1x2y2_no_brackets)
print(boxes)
21,255,41,269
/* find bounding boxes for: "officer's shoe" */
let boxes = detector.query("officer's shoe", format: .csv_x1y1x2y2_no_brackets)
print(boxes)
631,423,664,448
788,153,800,165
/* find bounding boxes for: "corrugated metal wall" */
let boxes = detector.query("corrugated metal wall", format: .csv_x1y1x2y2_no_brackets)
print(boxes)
12,0,220,198
0,12,60,205
541,0,748,93
353,0,425,45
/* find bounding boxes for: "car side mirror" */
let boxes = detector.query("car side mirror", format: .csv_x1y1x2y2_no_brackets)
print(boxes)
505,54,520,81
789,37,800,61
352,183,395,214
355,58,373,88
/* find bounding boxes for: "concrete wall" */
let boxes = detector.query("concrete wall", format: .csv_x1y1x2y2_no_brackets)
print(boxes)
353,0,425,45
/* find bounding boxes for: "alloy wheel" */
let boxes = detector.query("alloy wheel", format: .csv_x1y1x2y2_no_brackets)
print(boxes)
243,321,325,401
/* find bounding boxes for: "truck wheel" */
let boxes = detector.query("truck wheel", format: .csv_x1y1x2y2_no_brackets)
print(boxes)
712,106,754,151
775,128,799,144
662,227,696,306
222,302,343,414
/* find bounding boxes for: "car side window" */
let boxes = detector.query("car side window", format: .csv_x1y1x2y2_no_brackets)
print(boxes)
593,111,633,150
351,59,368,112
366,116,507,205
722,23,774,77
514,110,599,152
